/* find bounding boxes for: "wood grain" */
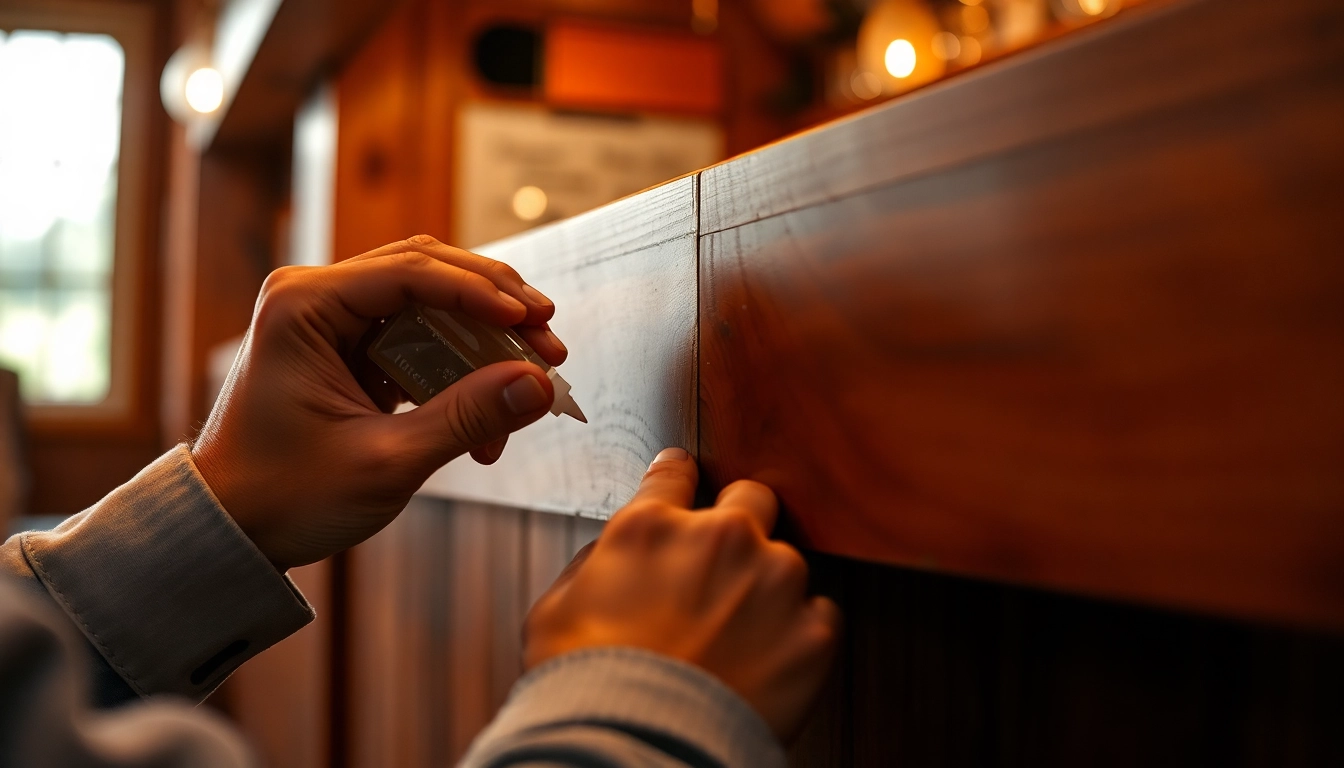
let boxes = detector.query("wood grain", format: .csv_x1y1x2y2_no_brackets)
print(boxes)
789,552,1344,767
699,26,1344,629
699,0,1344,234
344,496,584,766
421,177,698,519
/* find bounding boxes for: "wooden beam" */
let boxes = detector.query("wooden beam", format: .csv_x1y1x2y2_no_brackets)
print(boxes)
201,0,402,151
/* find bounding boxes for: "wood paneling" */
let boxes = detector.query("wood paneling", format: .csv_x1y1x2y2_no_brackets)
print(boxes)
699,0,1344,630
332,0,462,256
789,552,1344,767
422,177,699,519
345,498,597,767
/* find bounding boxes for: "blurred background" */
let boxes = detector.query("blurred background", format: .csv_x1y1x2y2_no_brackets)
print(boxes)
0,0,1156,762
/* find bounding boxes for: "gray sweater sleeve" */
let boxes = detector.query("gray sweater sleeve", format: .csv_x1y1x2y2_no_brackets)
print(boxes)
0,447,787,767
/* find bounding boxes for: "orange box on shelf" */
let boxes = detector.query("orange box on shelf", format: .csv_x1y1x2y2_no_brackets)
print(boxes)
543,20,724,115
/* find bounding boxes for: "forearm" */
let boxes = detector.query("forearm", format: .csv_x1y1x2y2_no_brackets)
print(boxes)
462,647,787,768
0,446,314,703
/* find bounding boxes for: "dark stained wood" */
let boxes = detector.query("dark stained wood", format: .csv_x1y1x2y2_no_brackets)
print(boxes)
699,0,1344,631
789,551,1344,767
203,0,403,151
423,176,699,519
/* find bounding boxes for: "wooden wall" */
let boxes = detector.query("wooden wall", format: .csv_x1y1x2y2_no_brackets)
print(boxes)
226,0,1344,765
345,499,604,766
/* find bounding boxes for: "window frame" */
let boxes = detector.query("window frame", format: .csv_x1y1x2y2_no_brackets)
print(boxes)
0,0,156,435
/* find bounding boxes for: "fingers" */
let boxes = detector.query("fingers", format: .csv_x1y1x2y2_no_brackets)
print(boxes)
514,324,568,367
625,448,699,511
713,480,780,536
353,235,555,325
396,360,553,468
471,436,508,465
289,255,528,343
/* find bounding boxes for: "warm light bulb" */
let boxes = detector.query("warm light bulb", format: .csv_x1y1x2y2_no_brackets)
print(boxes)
884,39,917,78
512,186,548,221
184,67,224,114
932,31,961,61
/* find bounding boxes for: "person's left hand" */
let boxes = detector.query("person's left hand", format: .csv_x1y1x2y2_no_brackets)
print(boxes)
192,235,568,571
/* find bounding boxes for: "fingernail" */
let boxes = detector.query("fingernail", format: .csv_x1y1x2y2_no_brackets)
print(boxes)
499,291,527,313
522,284,553,307
503,374,549,415
649,447,689,468
545,329,567,354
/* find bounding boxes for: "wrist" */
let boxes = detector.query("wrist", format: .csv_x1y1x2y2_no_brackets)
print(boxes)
189,437,285,571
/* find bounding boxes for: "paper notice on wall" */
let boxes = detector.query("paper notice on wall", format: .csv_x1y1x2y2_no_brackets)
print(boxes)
455,103,721,249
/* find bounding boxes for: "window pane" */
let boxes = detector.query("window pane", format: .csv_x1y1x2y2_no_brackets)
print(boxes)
0,30,123,404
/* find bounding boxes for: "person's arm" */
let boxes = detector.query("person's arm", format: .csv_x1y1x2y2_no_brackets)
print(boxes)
0,446,315,706
463,449,840,767
1,233,838,767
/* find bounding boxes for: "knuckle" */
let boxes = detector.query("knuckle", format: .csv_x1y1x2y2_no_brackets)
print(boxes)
445,392,497,448
707,507,761,551
485,259,522,284
606,502,675,545
801,616,839,656
764,544,809,594
390,249,433,270
255,266,313,326
259,265,306,299
771,542,809,578
407,234,440,247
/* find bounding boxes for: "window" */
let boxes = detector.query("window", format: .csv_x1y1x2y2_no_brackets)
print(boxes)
0,30,124,405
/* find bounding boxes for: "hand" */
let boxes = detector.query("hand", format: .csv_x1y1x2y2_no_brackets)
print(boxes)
523,449,842,742
192,235,569,571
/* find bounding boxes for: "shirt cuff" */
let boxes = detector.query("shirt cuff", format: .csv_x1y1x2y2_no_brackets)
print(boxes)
20,445,314,700
465,646,786,768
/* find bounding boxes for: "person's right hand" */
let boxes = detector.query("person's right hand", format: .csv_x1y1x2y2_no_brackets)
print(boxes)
522,448,842,742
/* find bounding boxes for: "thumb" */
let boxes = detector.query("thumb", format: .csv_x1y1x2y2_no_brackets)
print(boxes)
401,360,554,467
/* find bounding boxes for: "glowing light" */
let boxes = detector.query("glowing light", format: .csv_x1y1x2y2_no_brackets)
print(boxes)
184,67,223,113
692,0,719,34
958,35,982,65
884,39,917,78
932,32,961,61
961,4,991,34
859,0,945,94
850,70,882,100
1078,0,1108,14
511,186,548,221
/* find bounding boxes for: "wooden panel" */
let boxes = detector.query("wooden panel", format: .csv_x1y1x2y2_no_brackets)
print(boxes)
346,496,453,767
699,0,1344,233
699,2,1344,629
422,177,698,518
332,0,461,257
790,553,1344,767
346,497,546,767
